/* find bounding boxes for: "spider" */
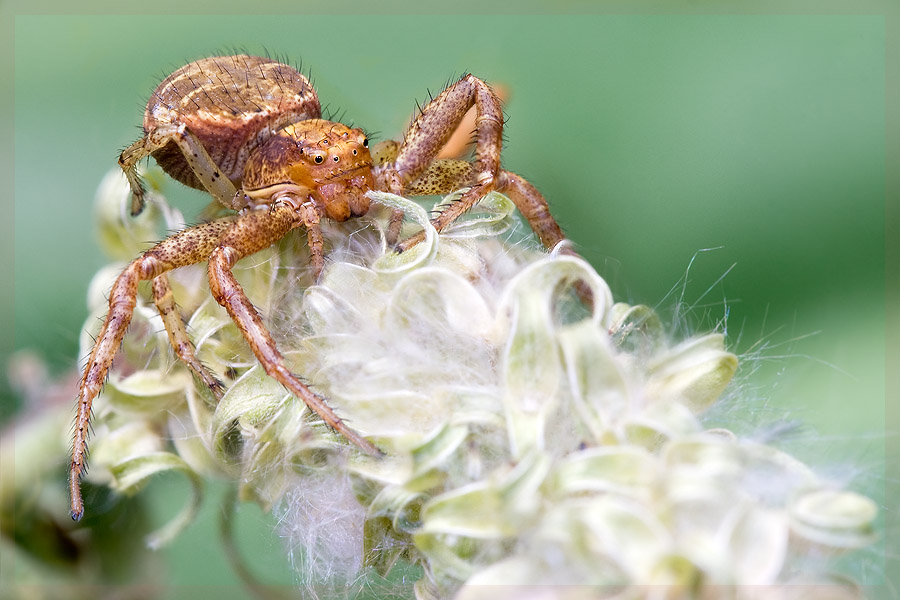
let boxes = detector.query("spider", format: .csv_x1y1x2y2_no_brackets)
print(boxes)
70,54,578,521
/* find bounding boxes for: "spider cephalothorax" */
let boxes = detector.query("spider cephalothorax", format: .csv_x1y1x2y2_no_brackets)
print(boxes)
71,54,580,520
241,120,374,221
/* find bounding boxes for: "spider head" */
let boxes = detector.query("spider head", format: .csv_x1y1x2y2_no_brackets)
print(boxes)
243,120,374,221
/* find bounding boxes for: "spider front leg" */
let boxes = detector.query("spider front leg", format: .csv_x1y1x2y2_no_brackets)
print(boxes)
207,201,379,455
71,218,237,520
119,125,240,216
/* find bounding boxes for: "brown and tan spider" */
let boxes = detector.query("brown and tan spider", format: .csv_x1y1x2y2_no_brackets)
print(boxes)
70,54,577,520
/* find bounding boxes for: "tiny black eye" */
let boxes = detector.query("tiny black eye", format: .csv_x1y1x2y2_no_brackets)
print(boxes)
333,156,339,162
314,155,324,164
352,149,358,155
362,138,369,148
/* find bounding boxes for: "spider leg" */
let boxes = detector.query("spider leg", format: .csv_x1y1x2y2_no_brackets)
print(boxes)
151,274,225,399
496,171,595,305
71,218,237,521
391,74,502,190
370,140,401,167
369,140,406,245
381,77,582,267
374,75,501,248
386,209,405,247
119,137,153,216
207,202,379,456
392,164,594,305
119,124,240,216
393,160,567,254
495,171,566,251
303,207,325,279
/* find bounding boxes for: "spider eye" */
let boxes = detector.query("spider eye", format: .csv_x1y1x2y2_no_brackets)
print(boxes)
333,156,339,162
314,155,324,164
352,149,358,155
362,138,369,148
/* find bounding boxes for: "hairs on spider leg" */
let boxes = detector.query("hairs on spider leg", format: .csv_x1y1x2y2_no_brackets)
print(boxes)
442,73,458,91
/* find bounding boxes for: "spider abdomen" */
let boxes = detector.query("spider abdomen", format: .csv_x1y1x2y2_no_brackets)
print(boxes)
145,55,321,190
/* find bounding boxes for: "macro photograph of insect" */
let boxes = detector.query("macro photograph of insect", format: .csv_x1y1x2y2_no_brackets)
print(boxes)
2,6,894,600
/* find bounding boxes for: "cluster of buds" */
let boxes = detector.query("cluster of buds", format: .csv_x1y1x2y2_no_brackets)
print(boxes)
79,170,877,598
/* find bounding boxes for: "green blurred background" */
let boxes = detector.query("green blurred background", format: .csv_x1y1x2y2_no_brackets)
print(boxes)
6,7,893,597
